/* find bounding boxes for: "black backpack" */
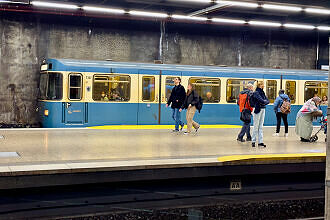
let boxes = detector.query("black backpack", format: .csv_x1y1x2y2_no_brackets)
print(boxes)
196,96,203,113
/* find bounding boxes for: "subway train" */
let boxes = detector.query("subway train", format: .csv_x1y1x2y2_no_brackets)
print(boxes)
37,58,328,128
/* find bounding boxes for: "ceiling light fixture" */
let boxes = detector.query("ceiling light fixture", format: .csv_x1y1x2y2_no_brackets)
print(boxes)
173,0,212,3
317,26,330,31
248,20,281,27
305,8,330,15
172,14,208,21
216,0,259,8
284,23,315,30
211,18,245,24
129,10,168,18
82,6,125,14
262,4,302,12
31,1,79,9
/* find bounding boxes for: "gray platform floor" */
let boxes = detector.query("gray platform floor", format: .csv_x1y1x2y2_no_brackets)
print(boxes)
0,126,325,166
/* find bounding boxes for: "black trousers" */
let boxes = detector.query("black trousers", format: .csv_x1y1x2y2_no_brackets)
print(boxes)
276,112,288,133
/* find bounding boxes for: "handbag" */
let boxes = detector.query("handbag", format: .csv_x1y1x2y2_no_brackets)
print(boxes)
240,95,251,123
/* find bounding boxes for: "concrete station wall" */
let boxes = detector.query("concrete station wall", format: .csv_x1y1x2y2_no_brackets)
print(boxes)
0,12,329,125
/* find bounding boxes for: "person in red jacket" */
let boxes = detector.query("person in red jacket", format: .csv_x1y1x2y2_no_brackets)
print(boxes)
237,83,254,142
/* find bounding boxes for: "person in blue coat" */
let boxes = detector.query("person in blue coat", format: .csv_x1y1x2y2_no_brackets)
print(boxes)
251,81,269,147
273,90,290,137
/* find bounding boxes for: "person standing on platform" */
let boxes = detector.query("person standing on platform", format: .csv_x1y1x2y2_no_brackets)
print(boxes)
251,81,269,147
273,89,290,137
180,83,200,134
237,83,254,142
295,97,322,142
166,77,186,132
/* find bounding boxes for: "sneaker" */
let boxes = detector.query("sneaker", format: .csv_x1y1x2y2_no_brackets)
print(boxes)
246,137,252,141
258,143,266,147
272,133,279,137
195,126,200,132
184,132,190,135
172,129,179,132
180,123,184,131
237,138,245,142
284,133,289,137
252,142,256,147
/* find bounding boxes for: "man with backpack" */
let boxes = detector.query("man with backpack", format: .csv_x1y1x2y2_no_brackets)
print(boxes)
273,89,291,137
237,83,254,142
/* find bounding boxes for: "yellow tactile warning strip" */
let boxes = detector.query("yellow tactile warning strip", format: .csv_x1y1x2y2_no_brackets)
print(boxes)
88,124,242,130
218,152,326,163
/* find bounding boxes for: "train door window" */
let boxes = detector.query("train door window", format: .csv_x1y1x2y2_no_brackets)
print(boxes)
285,81,296,104
165,77,176,102
92,74,130,101
189,78,220,103
69,74,82,100
39,73,63,100
226,79,255,103
266,80,277,103
304,81,328,102
142,76,155,102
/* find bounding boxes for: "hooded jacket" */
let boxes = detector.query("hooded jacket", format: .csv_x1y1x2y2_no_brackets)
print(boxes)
253,87,270,114
273,93,290,113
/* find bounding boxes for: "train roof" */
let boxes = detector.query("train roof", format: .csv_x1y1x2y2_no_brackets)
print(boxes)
45,58,328,79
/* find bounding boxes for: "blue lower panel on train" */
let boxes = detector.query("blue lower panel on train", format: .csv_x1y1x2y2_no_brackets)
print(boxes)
38,101,326,128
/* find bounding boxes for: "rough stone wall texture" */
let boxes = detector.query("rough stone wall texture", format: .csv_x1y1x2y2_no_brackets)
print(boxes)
0,12,328,125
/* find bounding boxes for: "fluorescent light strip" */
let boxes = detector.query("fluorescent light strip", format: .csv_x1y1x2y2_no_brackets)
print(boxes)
305,8,330,15
284,23,315,30
174,0,212,3
211,18,245,24
216,0,258,8
0,0,11,3
172,14,208,21
262,4,302,12
31,1,79,9
129,10,168,18
317,26,330,31
83,6,125,14
249,20,281,27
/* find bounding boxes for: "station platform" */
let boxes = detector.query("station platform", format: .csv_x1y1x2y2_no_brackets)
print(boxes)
0,126,326,189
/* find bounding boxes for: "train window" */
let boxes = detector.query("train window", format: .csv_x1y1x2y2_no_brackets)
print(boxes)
165,77,176,102
285,81,296,104
266,80,277,103
39,73,63,100
189,78,220,103
92,74,130,101
142,76,155,102
304,81,328,102
226,79,255,103
69,74,82,100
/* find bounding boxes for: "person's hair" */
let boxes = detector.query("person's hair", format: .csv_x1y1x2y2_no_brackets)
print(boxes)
186,83,195,96
279,89,285,95
323,95,328,101
257,81,264,88
246,83,253,89
175,77,181,83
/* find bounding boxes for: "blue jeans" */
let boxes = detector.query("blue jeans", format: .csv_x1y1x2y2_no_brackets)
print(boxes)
172,108,183,130
238,121,251,140
252,108,265,144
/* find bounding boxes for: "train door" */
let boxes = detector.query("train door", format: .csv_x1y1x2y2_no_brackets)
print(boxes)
64,73,85,125
160,72,182,124
137,70,160,125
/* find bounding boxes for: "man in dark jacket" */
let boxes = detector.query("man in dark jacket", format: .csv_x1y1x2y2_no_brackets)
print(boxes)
166,77,186,132
237,83,253,142
251,81,270,147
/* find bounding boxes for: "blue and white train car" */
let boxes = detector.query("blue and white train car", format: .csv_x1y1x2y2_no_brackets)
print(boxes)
37,58,328,128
